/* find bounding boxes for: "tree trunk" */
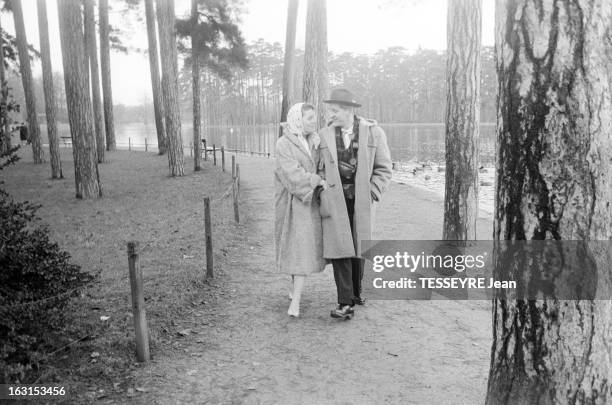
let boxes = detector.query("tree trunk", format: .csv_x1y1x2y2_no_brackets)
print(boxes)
302,0,328,127
145,0,166,155
156,0,184,176
99,0,116,151
442,0,481,240
84,0,106,163
486,1,612,404
37,0,62,179
57,0,102,199
191,0,201,171
0,17,11,154
13,0,44,163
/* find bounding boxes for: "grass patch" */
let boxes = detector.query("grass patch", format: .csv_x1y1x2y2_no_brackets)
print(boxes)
1,147,239,398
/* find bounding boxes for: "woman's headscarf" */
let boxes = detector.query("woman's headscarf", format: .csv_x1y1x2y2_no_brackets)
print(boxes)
284,102,305,136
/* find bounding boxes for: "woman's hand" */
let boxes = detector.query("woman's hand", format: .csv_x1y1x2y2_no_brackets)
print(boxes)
319,179,330,190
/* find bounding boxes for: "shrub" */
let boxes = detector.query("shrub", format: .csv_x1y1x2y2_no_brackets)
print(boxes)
0,150,95,383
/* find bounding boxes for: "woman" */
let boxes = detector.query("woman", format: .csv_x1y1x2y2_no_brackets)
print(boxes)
275,102,328,318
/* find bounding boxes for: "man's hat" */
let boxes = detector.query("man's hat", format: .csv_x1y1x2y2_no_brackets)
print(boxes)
323,88,361,108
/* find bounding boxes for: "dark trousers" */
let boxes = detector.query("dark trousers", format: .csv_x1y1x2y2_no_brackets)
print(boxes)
331,197,365,306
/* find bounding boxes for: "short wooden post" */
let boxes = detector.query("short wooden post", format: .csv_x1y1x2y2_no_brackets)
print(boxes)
232,177,239,223
236,163,240,194
231,155,236,179
203,139,207,161
213,144,217,166
145,137,148,152
127,242,150,362
190,141,193,157
221,146,225,172
204,198,213,278
129,137,131,151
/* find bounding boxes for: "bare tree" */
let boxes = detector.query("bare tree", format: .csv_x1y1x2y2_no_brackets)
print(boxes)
486,1,612,403
157,0,184,176
279,0,299,137
84,0,105,163
302,0,328,127
145,0,166,155
57,0,102,199
442,0,481,240
0,18,11,153
37,0,62,179
99,0,116,151
191,0,201,171
12,0,44,163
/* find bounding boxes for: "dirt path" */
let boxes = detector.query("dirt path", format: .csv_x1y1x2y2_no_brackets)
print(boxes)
128,155,494,405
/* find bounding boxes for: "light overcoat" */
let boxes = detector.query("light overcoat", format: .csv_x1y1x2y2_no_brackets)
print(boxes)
274,132,326,275
317,118,393,258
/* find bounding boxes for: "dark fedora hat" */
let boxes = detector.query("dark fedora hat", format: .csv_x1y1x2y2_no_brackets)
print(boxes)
323,88,361,108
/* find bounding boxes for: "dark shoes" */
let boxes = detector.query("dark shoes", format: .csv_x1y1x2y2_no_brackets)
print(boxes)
330,304,354,320
354,296,366,306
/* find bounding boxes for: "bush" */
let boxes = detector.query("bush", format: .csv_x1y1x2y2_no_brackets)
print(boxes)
0,150,95,383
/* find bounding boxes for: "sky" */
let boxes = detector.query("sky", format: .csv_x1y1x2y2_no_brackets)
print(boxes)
1,0,494,106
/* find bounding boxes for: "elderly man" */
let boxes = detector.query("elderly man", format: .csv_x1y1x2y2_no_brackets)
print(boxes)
317,88,393,319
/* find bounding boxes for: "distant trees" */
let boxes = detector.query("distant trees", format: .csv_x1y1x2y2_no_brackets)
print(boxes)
0,18,11,154
190,0,201,171
486,0,612,403
302,0,328,127
36,0,62,179
11,0,43,163
57,0,101,198
157,0,184,176
279,0,299,136
442,0,481,240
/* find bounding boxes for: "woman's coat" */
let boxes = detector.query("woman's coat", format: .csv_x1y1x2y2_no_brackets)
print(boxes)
317,118,393,258
274,132,326,275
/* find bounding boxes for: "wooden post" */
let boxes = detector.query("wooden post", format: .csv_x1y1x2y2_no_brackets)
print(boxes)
204,198,213,279
145,137,148,152
236,163,240,194
231,155,236,178
129,137,131,151
232,176,239,223
203,139,207,161
213,144,217,166
221,146,225,172
127,242,150,362
190,141,193,157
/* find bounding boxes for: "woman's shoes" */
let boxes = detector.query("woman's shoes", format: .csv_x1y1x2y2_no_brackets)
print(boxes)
287,307,299,318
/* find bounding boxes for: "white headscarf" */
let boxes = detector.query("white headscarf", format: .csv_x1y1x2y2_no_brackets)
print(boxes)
284,102,306,136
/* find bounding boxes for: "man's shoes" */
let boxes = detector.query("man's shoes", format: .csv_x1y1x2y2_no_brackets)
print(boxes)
330,304,354,320
354,296,366,306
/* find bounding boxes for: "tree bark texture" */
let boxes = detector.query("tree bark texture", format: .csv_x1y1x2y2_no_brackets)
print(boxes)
442,0,481,240
279,0,299,137
84,0,106,163
302,0,328,127
145,0,167,155
57,0,102,199
37,0,62,179
191,0,201,171
13,0,44,163
156,0,184,176
486,1,612,404
99,0,116,151
0,17,11,153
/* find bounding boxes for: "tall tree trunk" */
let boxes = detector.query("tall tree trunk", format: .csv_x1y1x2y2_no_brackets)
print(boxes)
84,0,106,163
57,0,102,199
145,0,166,155
486,1,612,403
191,0,201,171
302,0,328,127
0,18,11,153
156,0,184,176
37,0,62,179
12,0,44,163
99,0,116,151
280,0,298,136
442,0,481,240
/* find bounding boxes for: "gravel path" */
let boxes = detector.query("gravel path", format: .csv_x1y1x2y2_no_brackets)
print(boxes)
128,155,494,405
